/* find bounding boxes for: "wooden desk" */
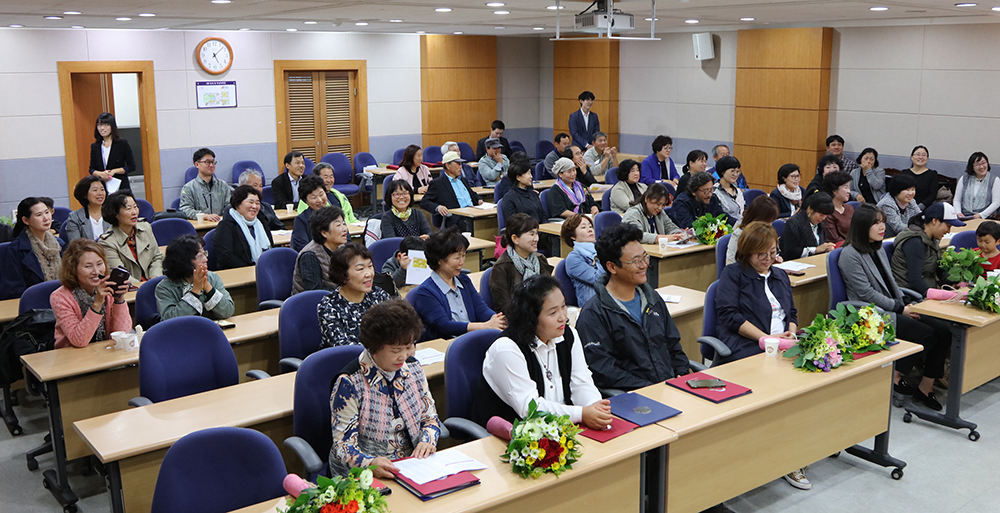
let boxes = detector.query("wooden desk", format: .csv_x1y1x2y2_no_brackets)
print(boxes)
907,298,1000,439
642,242,716,291
414,186,493,204
533,179,557,190
539,222,570,257
74,372,296,513
450,206,499,242
785,252,831,325
656,285,707,362
636,342,921,513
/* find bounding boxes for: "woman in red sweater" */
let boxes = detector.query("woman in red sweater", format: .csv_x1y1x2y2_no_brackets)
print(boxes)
51,239,132,348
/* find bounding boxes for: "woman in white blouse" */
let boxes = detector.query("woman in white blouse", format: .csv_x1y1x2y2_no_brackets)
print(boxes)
954,152,1000,220
475,275,612,430
714,156,746,226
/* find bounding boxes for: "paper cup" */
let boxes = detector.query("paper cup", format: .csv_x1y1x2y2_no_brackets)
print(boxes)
124,334,138,352
195,213,205,222
286,203,295,213
659,238,670,251
566,307,580,327
763,337,781,357
462,231,472,240
110,331,128,351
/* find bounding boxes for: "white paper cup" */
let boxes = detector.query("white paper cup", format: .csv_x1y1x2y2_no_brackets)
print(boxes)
195,213,205,222
286,203,295,213
111,331,128,351
659,238,670,251
566,307,580,327
763,337,781,357
462,231,472,240
124,334,138,352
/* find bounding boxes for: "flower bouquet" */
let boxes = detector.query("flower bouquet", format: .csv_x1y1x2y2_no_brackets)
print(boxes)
692,213,731,245
782,314,853,372
966,276,1000,314
939,246,988,283
279,467,389,513
829,303,894,353
500,399,582,478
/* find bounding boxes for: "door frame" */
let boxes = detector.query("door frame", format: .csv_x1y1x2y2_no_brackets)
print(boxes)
273,60,369,170
57,61,162,210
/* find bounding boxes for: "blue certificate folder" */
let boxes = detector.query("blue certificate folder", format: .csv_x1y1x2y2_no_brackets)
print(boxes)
609,392,681,427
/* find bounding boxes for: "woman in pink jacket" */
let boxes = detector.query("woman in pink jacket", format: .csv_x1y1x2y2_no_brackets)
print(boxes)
50,239,132,348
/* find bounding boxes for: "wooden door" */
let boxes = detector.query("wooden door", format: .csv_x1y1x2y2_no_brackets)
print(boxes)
283,71,357,164
71,73,114,181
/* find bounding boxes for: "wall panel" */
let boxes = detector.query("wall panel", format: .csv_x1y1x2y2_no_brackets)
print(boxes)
420,35,496,148
552,39,619,150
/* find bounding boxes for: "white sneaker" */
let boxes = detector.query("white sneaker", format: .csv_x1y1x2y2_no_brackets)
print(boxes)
783,468,811,490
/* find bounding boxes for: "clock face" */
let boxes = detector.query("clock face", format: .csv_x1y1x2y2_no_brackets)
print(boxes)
197,37,233,75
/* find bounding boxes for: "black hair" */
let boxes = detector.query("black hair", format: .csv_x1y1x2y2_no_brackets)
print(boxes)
596,222,644,273
616,159,640,182
385,179,414,208
965,152,990,176
688,172,714,195
425,226,470,271
911,145,929,158
491,120,506,131
163,234,204,280
329,242,372,286
715,156,741,177
976,220,1000,241
739,195,780,229
578,91,595,102
501,213,540,248
682,150,708,173
857,147,879,168
102,190,135,227
359,299,424,354
821,171,852,196
844,203,887,255
229,185,260,210
501,275,563,349
397,235,425,256
297,175,326,205
803,191,835,216
777,163,800,186
38,197,55,211
816,154,842,176
826,134,845,146
554,133,570,144
283,150,304,167
888,173,917,198
400,144,421,171
193,148,215,164
652,135,673,153
74,175,106,207
509,154,532,181
94,112,120,141
633,182,671,210
309,206,345,244
13,197,46,237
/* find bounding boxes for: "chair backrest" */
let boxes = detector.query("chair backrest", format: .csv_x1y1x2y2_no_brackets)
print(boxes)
303,157,315,175
480,267,494,310
19,280,61,314
700,281,720,361
827,247,847,311
150,427,286,513
170,197,181,211
256,247,298,306
138,316,239,403
135,275,166,330
231,160,264,185
445,329,502,418
772,219,786,238
536,140,556,161
496,199,506,232
846,200,861,210
593,211,621,238
202,228,216,262
369,237,402,273
882,239,895,263
58,219,71,243
539,189,552,219
494,181,507,202
393,148,406,166
554,260,578,307
743,189,767,205
151,218,197,246
423,145,443,164
510,140,526,154
135,199,156,222
184,166,198,183
291,345,364,471
279,290,329,363
601,192,611,212
353,152,378,174
261,185,274,206
605,167,619,185
321,153,354,186
53,207,71,227
458,142,476,163
715,233,732,280
533,161,548,181
463,163,481,187
951,230,978,251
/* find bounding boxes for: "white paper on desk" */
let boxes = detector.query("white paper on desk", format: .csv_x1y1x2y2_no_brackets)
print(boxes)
772,261,815,272
414,347,445,366
659,239,698,250
349,221,366,227
405,250,433,285
274,229,292,235
588,184,612,192
105,177,122,194
394,450,488,485
473,202,496,210
659,294,682,303
943,232,955,239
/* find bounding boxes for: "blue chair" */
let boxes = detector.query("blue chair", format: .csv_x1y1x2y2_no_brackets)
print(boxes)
353,152,378,175
951,230,977,251
151,218,197,246
696,281,732,365
743,189,767,205
135,275,166,330
135,199,155,222
883,240,895,263
256,247,297,310
605,167,619,185
539,189,552,219
170,197,181,211
601,192,611,212
303,157,315,175
715,233,732,280
423,145,444,164
19,280,61,314
321,153,361,197
664,182,676,198
261,185,274,206
594,211,621,238
480,268,494,310
827,247,921,313
496,199,506,232
847,200,862,211
58,220,71,243
52,207,71,229
554,260,577,307
277,290,329,372
283,346,365,479
533,161,548,181
494,181,508,202
443,329,501,437
381,175,395,211
370,237,402,273
184,166,198,183
458,142,476,163
772,219,786,238
129,316,256,406
463,163,481,187
510,140,526,154
393,148,406,166
536,140,556,161
203,229,216,266
150,427,286,513
231,160,264,185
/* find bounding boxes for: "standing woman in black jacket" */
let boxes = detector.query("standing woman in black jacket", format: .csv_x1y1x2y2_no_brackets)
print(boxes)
89,113,135,192
210,185,273,270
501,157,547,223
779,192,836,261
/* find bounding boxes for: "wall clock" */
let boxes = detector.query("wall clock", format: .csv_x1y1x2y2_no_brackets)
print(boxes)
196,37,233,75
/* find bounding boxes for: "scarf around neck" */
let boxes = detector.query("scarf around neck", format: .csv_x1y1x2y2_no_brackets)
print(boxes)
556,179,587,213
71,286,106,343
508,247,540,279
391,206,412,221
778,184,802,204
27,230,61,281
229,208,271,263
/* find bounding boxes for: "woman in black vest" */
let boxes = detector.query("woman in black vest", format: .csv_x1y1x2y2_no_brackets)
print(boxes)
475,275,612,430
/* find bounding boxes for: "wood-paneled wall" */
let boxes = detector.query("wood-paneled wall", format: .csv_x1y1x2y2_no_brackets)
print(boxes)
420,35,497,149
552,39,619,149
734,27,833,190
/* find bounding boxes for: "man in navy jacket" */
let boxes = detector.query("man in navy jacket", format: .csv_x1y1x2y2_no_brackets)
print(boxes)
568,91,600,150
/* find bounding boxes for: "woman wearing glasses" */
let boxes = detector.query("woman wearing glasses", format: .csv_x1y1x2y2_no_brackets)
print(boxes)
155,234,235,321
382,180,432,239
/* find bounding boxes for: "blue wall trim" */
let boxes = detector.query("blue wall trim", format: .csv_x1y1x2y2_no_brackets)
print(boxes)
369,134,422,165
0,156,70,217
159,143,279,206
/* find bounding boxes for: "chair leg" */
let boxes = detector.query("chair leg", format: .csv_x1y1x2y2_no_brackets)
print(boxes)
26,434,52,471
2,386,22,435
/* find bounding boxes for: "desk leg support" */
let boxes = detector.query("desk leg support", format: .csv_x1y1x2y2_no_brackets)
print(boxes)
902,325,979,440
106,461,125,513
41,382,79,512
844,378,907,479
640,445,666,513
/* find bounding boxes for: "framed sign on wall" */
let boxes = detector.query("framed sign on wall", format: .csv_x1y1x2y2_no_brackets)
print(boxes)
196,81,237,109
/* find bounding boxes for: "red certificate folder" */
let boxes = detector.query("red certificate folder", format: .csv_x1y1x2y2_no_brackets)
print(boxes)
391,469,480,501
579,417,639,443
665,372,753,404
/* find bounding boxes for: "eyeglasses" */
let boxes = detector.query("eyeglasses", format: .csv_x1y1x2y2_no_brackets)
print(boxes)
194,250,209,261
198,159,218,166
755,249,778,260
621,253,650,267
391,191,411,197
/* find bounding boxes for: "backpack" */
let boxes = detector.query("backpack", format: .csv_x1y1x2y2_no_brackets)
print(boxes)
0,309,56,387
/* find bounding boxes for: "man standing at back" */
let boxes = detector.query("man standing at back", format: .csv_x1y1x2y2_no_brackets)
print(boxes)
179,148,231,222
475,120,512,160
271,151,306,209
569,91,600,150
576,223,691,391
